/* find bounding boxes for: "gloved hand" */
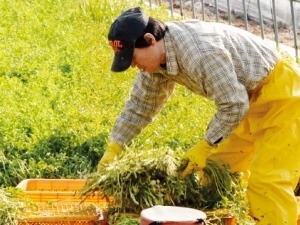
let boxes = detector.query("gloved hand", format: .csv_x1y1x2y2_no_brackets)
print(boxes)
180,140,214,180
97,142,122,172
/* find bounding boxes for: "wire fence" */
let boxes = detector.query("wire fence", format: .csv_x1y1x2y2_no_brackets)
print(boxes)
148,0,300,63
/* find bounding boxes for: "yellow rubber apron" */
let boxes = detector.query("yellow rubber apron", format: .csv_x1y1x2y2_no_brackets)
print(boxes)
210,59,300,224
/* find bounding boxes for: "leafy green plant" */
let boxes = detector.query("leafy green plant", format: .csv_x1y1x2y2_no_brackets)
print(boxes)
0,187,31,225
0,0,215,188
80,147,254,224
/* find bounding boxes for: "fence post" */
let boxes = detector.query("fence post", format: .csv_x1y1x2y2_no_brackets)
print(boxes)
169,0,174,18
214,0,219,21
271,0,279,48
201,0,205,21
290,0,299,63
179,0,184,17
191,0,195,18
257,0,264,39
242,0,248,30
227,0,232,24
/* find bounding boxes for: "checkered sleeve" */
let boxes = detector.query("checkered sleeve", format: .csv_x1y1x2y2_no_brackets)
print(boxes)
110,71,176,146
200,51,249,144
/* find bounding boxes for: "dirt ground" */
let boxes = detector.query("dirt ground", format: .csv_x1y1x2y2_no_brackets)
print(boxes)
154,1,299,50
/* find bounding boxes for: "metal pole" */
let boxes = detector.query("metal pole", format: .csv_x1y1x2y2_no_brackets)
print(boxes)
201,0,205,21
243,0,248,30
227,0,232,25
257,0,264,39
179,0,184,17
169,0,174,18
271,0,279,48
214,0,219,21
290,0,299,63
192,0,195,18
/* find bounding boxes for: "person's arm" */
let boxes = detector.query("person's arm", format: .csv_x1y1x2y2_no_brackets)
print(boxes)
180,50,249,178
110,70,176,147
200,51,249,145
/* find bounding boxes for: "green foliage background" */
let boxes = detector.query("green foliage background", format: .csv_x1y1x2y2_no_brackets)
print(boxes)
0,0,215,187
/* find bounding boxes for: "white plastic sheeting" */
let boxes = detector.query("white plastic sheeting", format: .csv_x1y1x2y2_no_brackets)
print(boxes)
201,0,300,26
179,0,300,27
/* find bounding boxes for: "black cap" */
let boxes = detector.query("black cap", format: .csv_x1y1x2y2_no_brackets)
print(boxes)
108,7,149,72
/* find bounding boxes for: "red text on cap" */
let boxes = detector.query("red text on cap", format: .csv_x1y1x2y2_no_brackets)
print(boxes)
109,40,123,53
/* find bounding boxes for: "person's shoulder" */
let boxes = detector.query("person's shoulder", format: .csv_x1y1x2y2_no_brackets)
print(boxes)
166,20,227,31
166,19,200,26
165,19,201,32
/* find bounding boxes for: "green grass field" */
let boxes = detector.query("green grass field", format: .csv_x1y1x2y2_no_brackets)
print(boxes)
0,0,215,187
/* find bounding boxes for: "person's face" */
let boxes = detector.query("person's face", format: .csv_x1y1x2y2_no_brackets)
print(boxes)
131,33,165,73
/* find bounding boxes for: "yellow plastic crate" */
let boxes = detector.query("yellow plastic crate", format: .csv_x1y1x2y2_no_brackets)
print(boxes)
16,179,110,225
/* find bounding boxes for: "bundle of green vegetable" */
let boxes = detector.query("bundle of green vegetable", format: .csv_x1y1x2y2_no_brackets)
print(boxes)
0,187,31,225
80,147,254,224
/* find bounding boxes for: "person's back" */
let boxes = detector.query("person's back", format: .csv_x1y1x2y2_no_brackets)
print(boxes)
164,20,281,91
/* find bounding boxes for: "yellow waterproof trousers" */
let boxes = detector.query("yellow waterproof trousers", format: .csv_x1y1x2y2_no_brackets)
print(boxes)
209,59,300,225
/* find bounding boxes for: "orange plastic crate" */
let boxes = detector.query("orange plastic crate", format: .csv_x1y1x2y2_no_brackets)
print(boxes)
16,179,110,225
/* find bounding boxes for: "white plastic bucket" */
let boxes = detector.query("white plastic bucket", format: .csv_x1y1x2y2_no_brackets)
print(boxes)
140,205,206,225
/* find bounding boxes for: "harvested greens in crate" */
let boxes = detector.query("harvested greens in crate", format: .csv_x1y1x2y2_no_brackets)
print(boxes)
80,147,253,224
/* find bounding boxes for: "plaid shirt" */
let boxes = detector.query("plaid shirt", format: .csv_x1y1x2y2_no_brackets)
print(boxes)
110,20,280,146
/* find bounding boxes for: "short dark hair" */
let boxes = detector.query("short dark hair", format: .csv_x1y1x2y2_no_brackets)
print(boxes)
135,17,166,48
